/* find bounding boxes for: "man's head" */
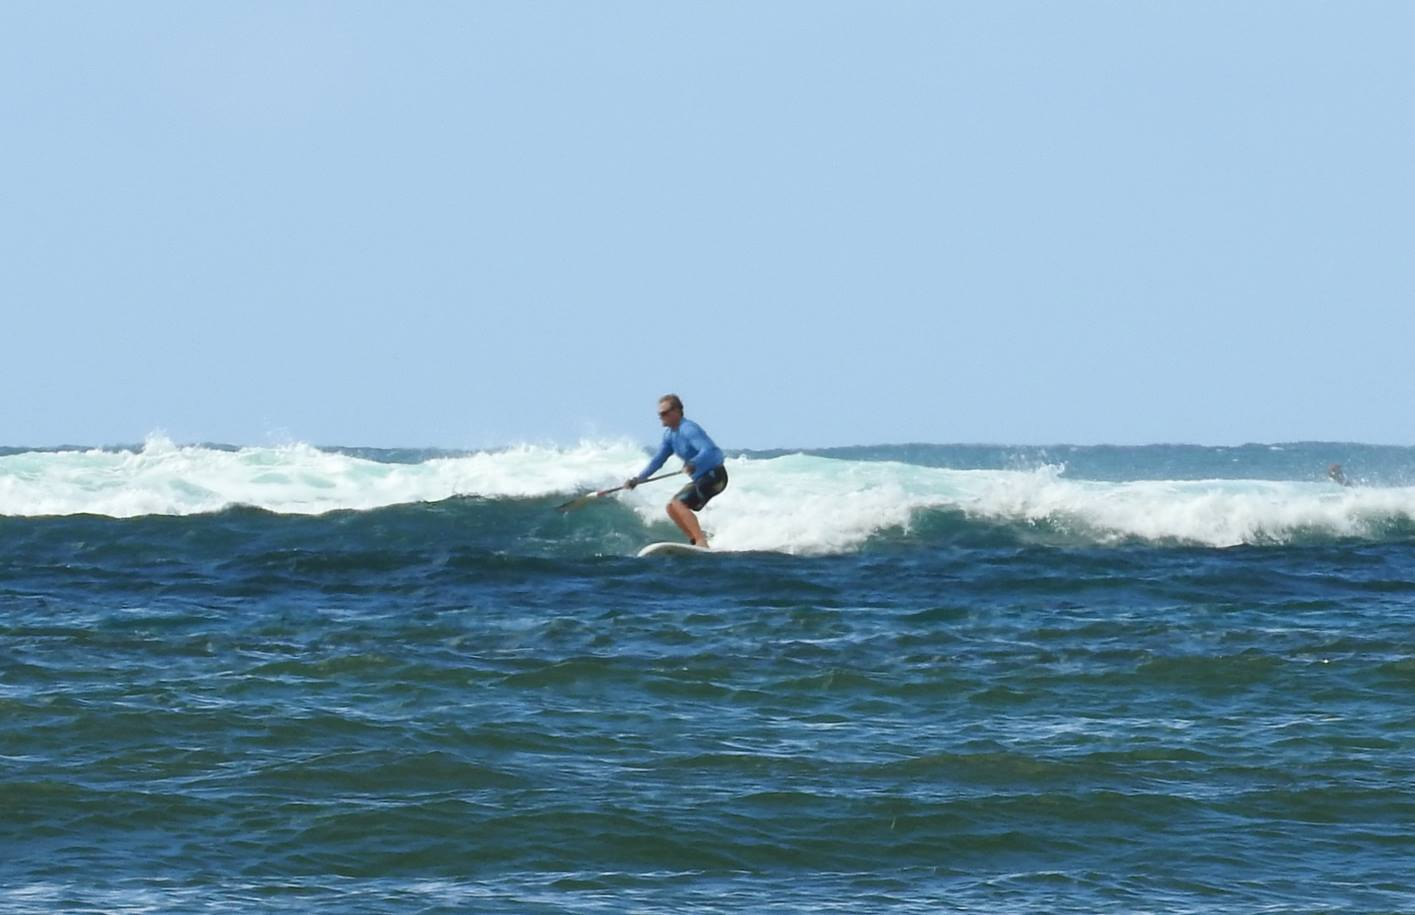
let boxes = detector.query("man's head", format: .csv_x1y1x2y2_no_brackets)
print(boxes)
658,394,684,428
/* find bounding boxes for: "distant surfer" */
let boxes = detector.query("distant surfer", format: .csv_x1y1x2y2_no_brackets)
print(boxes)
625,394,728,548
1327,463,1353,487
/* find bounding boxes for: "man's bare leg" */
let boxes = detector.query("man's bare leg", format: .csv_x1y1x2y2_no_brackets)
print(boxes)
666,500,709,548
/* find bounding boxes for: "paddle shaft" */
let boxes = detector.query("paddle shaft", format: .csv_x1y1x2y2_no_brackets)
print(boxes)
596,470,679,498
555,470,681,512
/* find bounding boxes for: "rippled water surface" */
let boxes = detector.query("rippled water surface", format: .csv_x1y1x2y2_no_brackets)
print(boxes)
4,443,1415,911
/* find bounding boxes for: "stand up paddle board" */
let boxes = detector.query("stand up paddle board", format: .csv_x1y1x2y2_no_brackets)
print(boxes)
637,542,713,558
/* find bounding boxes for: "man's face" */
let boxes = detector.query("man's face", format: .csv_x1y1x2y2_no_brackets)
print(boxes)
658,401,681,428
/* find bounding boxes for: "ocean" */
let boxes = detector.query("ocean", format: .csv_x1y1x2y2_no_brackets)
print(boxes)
3,438,1414,913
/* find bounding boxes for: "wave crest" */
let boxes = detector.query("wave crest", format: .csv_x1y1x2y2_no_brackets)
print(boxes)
4,442,1414,551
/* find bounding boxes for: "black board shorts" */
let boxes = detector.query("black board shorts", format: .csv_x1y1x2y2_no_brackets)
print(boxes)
674,465,729,511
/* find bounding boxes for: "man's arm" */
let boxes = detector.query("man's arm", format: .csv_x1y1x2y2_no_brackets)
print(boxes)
627,436,674,488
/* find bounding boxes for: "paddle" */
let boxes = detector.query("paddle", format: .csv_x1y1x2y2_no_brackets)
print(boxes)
554,471,680,512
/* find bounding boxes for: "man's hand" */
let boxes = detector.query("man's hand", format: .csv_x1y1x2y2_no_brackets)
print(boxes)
624,477,639,490
684,464,695,476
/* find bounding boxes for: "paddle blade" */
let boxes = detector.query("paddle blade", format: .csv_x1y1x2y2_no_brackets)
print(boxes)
555,489,605,512
554,494,594,514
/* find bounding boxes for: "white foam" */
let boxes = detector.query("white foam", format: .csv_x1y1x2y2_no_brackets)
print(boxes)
640,456,1415,553
0,435,648,518
660,454,922,555
951,467,1414,547
3,440,1413,551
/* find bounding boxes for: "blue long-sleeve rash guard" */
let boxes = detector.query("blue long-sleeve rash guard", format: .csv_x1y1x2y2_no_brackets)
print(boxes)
638,419,725,482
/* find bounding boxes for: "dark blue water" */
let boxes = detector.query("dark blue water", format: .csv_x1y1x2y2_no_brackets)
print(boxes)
4,445,1415,912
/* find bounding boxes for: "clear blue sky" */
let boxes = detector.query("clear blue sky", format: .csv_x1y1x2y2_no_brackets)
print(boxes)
4,2,1412,449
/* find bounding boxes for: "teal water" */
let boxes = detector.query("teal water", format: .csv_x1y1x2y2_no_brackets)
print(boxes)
3,442,1414,911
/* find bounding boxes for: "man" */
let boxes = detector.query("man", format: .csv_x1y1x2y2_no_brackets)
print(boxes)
625,394,728,548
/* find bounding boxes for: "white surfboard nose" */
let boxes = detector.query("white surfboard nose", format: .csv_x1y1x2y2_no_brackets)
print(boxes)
636,541,713,558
